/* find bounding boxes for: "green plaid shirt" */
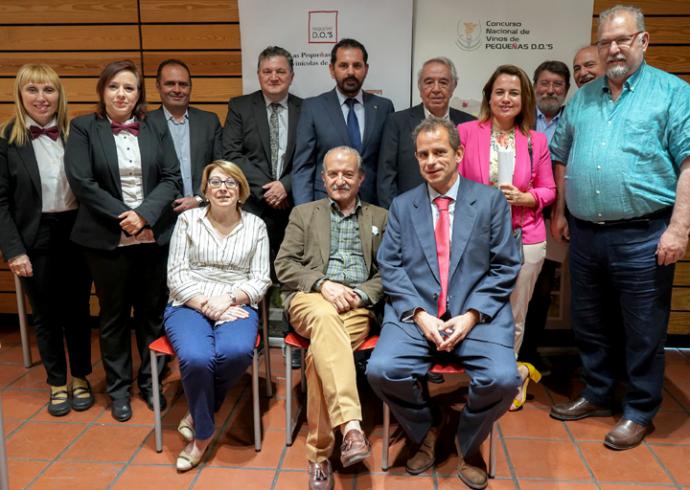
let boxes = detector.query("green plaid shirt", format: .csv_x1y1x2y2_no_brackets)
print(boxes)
322,199,369,302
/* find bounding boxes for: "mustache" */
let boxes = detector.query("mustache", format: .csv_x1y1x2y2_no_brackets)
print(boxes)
607,54,626,63
330,183,351,192
343,76,359,84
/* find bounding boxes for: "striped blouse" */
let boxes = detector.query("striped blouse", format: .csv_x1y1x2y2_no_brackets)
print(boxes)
167,207,271,308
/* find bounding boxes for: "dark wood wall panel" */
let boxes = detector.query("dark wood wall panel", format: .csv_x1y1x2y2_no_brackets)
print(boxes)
142,51,241,76
591,17,690,45
646,46,690,74
594,0,690,15
0,52,142,77
0,0,139,24
139,0,239,22
0,26,140,51
145,78,241,103
141,25,241,50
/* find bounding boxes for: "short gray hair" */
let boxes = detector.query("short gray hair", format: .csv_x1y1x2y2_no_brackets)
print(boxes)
598,4,645,35
322,146,363,172
417,57,458,86
412,117,460,152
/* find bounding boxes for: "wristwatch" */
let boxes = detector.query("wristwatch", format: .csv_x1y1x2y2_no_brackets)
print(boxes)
194,195,206,206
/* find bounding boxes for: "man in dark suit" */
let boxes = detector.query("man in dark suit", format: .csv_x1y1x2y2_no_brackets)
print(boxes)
223,46,302,260
377,57,474,208
292,38,394,206
148,59,222,214
366,118,521,490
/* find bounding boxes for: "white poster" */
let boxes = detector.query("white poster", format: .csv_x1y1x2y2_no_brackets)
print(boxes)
238,0,414,110
413,0,594,115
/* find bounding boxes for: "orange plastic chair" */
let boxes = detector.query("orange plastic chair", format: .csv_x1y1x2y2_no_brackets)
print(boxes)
149,299,273,453
381,363,496,477
284,332,380,446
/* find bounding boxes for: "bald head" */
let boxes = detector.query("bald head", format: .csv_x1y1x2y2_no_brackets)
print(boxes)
573,45,603,87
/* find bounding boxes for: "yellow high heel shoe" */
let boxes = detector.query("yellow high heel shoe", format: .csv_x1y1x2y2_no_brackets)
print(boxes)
510,362,542,411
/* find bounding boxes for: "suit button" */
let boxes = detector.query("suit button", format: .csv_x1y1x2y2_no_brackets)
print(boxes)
432,293,438,300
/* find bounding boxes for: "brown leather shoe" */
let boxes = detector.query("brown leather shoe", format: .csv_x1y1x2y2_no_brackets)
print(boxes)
340,429,371,467
457,452,488,490
604,418,654,450
308,460,333,490
406,425,439,475
550,397,612,421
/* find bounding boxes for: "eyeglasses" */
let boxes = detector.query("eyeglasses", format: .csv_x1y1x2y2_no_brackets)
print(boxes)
597,31,643,50
207,177,238,189
536,80,566,90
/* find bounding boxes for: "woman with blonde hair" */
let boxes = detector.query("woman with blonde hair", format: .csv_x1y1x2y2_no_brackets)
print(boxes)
164,160,270,471
0,64,93,416
457,64,556,410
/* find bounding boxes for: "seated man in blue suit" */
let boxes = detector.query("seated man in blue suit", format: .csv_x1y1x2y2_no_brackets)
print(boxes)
292,38,394,206
367,117,521,490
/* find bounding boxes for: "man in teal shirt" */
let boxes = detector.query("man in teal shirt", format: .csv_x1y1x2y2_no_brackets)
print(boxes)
548,4,690,450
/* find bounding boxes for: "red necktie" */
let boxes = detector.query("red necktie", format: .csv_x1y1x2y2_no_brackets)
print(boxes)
111,121,140,136
434,196,452,317
29,125,59,141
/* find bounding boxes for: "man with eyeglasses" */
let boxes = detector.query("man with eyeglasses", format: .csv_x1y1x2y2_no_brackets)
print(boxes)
549,4,690,450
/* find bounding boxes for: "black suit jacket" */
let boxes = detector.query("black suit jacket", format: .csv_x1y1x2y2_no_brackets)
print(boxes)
222,90,302,217
292,88,395,205
64,114,181,250
0,123,59,259
147,106,222,196
376,104,475,208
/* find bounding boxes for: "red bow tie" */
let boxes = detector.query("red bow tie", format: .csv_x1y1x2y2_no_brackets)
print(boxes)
29,125,59,141
111,121,140,136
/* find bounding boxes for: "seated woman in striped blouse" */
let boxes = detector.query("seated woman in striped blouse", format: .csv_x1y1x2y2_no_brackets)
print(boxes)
164,160,271,472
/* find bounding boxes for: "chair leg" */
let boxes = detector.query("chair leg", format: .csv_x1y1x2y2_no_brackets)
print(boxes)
150,351,163,453
261,300,273,398
382,402,390,471
285,344,293,446
0,394,9,490
13,275,32,369
488,422,496,478
300,349,306,394
252,347,261,452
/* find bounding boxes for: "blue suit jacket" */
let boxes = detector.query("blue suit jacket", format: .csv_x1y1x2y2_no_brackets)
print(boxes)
377,176,520,348
291,88,394,206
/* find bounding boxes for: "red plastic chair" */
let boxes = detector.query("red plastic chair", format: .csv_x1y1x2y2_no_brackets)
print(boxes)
149,299,273,453
284,332,380,446
381,363,496,478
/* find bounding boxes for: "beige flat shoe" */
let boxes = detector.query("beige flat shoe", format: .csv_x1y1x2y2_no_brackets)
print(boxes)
176,442,206,472
177,413,195,442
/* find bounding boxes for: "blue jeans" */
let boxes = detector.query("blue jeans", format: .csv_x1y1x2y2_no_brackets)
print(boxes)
568,214,675,425
164,305,258,439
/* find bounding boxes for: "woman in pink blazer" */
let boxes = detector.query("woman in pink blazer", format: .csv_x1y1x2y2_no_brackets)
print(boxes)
458,64,555,411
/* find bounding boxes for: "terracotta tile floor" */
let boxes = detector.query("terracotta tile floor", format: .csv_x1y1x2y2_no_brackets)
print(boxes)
1,325,689,489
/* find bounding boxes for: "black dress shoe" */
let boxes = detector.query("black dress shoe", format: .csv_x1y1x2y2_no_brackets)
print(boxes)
141,389,167,412
111,398,132,422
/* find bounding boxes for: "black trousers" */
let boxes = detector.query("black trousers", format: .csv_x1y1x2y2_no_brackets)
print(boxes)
84,243,168,400
21,211,92,386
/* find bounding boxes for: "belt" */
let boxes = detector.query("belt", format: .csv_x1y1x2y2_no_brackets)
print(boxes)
584,207,673,227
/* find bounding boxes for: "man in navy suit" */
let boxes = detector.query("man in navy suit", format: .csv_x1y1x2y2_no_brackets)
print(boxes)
292,38,394,206
148,59,222,214
377,57,475,208
366,118,520,490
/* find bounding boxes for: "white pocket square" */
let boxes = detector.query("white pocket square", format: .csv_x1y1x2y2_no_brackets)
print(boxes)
372,225,380,236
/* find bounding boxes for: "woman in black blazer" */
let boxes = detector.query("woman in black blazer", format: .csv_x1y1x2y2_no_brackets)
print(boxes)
0,64,93,416
65,60,181,422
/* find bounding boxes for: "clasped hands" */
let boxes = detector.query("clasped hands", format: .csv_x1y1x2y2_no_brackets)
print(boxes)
414,309,479,352
192,294,249,322
320,280,362,313
118,210,152,240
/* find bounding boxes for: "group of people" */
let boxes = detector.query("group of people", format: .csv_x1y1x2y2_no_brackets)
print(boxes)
0,4,688,490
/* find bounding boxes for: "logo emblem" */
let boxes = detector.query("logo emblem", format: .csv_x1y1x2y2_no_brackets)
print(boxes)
308,10,338,44
456,21,481,51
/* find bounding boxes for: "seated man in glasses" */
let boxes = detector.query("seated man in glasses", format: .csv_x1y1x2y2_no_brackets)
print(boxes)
275,146,387,490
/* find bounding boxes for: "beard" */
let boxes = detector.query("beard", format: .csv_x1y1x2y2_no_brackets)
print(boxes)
536,95,563,116
606,54,631,81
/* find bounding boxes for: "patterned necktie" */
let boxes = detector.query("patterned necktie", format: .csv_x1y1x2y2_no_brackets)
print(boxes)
345,98,362,152
29,125,59,141
269,103,281,179
111,121,140,136
434,196,452,317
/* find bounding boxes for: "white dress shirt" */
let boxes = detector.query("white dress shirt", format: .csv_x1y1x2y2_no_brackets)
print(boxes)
263,94,289,178
111,117,154,246
167,207,271,311
26,116,76,213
